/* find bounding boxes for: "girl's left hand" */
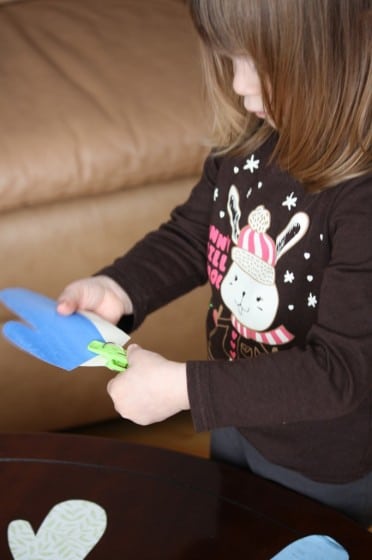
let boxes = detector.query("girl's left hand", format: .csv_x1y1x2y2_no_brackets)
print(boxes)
107,344,190,425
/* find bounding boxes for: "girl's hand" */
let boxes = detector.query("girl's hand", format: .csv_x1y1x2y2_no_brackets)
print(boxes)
107,344,190,425
57,275,133,324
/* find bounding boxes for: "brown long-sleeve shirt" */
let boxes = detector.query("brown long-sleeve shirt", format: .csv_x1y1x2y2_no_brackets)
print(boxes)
100,136,372,483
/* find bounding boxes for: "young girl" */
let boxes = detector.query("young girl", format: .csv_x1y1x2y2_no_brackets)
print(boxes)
58,0,372,527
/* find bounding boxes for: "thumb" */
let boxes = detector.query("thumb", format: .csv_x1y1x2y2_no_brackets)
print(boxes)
126,343,141,361
56,297,77,315
56,286,81,315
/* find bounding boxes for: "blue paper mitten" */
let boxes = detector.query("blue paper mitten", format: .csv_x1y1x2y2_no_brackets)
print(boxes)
271,534,349,560
0,288,129,371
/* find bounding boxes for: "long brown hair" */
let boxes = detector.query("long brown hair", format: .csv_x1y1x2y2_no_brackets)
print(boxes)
189,0,371,191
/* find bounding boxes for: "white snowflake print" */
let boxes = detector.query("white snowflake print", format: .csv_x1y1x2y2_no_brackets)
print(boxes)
282,192,298,210
243,154,260,173
213,187,219,201
284,270,295,283
307,292,318,308
246,187,252,198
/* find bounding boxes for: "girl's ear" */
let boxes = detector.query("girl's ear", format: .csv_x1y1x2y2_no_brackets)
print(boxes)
276,212,309,262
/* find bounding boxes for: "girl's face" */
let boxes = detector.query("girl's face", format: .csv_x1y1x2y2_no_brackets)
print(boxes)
232,56,267,120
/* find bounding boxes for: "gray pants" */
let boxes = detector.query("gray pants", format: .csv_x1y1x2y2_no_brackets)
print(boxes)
211,427,372,529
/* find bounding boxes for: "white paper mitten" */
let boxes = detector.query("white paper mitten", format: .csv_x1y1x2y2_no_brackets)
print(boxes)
8,499,107,560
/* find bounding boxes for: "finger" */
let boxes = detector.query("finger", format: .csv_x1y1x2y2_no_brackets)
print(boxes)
106,377,115,395
106,375,124,408
56,284,81,315
126,343,140,360
56,298,77,315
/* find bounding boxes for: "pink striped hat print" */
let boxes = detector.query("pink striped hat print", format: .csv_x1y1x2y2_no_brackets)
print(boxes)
231,205,276,285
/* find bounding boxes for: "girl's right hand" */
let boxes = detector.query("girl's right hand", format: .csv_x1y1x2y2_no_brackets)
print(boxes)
56,275,133,325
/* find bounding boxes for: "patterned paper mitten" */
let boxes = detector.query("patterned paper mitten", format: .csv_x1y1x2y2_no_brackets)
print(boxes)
8,499,107,560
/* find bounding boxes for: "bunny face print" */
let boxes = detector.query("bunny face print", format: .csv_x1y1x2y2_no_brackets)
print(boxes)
221,261,279,332
221,203,279,332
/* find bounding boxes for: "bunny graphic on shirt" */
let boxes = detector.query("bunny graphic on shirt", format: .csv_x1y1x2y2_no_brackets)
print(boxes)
220,185,309,347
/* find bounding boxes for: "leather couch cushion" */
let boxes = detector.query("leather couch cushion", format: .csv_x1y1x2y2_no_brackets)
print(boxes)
0,0,209,213
0,176,203,319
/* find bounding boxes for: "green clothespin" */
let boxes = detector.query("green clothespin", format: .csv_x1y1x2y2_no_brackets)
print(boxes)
87,340,128,372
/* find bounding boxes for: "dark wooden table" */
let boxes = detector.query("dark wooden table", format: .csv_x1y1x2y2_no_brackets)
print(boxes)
1,432,371,559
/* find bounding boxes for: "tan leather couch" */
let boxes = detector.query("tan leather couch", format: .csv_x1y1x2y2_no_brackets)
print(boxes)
0,0,210,431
